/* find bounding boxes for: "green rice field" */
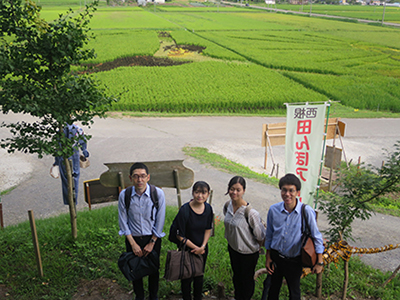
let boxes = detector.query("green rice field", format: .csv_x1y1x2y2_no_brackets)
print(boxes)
35,1,400,113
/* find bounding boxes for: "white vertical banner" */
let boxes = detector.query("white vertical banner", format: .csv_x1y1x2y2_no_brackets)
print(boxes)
285,104,327,206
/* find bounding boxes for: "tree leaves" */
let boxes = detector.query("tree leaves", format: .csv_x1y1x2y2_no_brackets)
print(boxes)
0,0,117,159
318,141,400,243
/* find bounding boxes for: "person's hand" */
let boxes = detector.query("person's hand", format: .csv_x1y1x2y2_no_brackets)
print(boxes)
143,241,155,257
266,254,275,275
191,246,205,255
131,243,143,257
312,263,323,274
82,150,89,158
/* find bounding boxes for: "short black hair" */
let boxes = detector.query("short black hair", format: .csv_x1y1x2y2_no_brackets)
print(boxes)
192,181,211,194
129,162,149,176
279,173,301,191
226,176,246,195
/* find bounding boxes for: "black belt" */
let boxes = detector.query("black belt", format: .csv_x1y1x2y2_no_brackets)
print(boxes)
134,235,152,240
271,249,300,262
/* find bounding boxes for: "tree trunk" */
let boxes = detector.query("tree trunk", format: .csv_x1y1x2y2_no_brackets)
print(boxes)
342,260,349,300
316,272,323,298
64,157,77,239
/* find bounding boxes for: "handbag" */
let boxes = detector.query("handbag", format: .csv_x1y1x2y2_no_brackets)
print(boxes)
79,155,90,168
164,240,204,281
50,165,60,179
301,204,317,268
118,250,159,281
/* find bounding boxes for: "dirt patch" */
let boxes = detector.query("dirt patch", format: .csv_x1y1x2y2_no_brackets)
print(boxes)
79,31,207,73
0,284,13,299
0,278,381,300
80,56,191,73
69,278,381,300
163,44,206,53
158,31,172,38
71,278,227,300
72,278,131,300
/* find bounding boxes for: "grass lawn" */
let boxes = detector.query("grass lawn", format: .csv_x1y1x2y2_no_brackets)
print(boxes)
1,204,400,299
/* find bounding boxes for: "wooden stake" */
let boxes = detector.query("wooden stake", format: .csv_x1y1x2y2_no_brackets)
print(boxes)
28,210,43,277
383,263,400,287
85,182,92,211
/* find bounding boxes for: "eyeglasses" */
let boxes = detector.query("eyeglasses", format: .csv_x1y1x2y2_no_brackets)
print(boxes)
281,188,297,194
132,174,148,180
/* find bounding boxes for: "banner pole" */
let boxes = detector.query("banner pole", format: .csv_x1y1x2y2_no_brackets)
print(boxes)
314,101,331,209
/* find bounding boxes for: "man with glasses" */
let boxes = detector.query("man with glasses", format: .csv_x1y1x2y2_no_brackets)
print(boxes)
118,162,166,300
264,173,324,300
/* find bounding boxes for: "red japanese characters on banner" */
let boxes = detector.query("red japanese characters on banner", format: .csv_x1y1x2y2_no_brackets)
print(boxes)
295,120,312,182
295,121,313,202
285,105,327,206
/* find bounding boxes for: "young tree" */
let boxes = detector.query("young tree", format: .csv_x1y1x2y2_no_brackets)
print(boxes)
318,141,400,299
318,141,400,243
0,0,117,239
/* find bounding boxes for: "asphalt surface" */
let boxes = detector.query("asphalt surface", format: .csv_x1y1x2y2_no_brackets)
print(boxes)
1,113,399,272
223,2,400,28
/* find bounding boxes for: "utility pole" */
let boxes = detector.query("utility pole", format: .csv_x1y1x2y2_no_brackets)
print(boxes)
381,2,386,25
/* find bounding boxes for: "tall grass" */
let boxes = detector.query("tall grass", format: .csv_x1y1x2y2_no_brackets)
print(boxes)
97,61,327,112
86,30,161,63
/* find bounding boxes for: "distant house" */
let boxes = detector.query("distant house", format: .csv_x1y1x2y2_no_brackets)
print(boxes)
265,0,276,4
137,0,165,5
366,0,381,5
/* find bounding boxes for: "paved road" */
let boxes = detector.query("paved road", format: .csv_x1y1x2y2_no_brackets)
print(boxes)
1,114,399,272
223,2,400,28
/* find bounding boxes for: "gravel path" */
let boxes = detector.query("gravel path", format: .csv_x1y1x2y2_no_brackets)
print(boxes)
1,114,399,272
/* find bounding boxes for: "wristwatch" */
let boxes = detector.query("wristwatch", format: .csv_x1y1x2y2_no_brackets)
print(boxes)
316,262,324,266
150,238,156,243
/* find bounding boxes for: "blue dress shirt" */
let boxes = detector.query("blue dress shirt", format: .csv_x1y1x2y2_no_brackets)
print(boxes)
118,184,166,239
265,200,324,258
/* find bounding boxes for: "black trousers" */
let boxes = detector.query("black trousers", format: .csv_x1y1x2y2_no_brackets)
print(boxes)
228,244,259,300
267,249,303,300
181,247,208,300
125,236,162,300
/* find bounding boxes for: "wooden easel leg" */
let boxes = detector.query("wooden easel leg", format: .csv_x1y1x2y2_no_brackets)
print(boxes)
264,146,268,170
173,169,182,208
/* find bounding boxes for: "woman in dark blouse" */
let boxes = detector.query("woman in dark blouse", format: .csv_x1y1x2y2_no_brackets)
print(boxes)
175,181,214,300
